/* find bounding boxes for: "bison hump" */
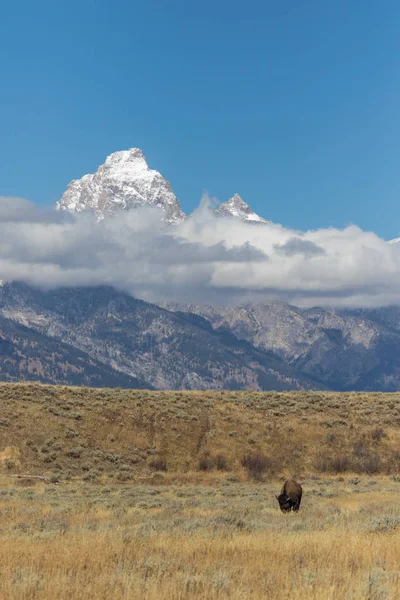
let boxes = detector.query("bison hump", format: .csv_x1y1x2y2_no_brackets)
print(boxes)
281,479,302,497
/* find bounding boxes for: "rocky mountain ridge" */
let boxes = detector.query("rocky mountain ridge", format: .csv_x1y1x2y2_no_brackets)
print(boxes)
57,148,186,224
3,149,400,390
0,282,320,391
2,282,400,390
0,312,146,388
214,194,270,223
164,300,400,391
56,148,269,224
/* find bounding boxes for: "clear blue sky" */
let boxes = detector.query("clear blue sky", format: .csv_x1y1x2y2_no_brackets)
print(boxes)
1,0,400,238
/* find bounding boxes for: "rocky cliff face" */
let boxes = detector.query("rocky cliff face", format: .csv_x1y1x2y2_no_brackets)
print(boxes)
3,281,400,390
164,300,400,391
214,194,270,223
56,148,272,226
0,283,320,391
56,148,186,224
0,313,146,388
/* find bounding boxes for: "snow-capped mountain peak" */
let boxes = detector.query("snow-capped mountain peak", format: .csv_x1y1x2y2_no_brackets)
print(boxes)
215,194,270,223
56,148,186,224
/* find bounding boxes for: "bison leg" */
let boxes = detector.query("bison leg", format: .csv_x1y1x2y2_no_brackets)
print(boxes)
292,498,301,512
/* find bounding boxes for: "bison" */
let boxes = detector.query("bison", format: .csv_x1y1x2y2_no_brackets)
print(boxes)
276,479,302,512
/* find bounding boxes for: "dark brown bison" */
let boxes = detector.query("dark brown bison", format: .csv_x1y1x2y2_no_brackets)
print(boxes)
276,479,302,512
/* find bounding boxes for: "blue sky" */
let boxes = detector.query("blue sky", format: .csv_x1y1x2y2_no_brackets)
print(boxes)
1,0,400,239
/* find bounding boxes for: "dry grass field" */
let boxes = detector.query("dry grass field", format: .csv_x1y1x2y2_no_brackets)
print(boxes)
1,476,400,599
1,384,400,598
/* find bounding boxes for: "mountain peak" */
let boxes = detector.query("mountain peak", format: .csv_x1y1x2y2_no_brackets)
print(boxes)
56,148,186,224
104,147,145,167
215,194,269,223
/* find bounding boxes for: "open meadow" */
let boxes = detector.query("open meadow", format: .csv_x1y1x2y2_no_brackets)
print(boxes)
1,384,400,598
1,476,400,599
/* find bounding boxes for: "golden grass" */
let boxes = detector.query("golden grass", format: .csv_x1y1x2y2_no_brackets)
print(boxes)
1,384,400,596
0,476,400,599
0,383,400,480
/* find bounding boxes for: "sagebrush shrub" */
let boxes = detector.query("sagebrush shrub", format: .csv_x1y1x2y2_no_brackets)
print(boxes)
198,455,214,471
214,454,228,471
149,458,168,472
371,427,386,442
241,452,273,481
198,453,228,471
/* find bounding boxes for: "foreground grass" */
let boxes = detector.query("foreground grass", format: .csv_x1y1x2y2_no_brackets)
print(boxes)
1,476,400,599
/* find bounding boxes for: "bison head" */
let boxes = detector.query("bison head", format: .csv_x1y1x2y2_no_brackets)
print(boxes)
276,493,291,512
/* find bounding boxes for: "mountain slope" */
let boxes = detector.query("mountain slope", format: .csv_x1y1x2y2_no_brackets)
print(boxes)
56,148,186,224
164,301,400,391
0,314,147,388
0,283,320,391
215,194,270,223
4,281,400,391
56,148,273,225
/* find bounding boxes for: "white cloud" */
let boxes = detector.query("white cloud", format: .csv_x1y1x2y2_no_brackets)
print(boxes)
0,194,399,308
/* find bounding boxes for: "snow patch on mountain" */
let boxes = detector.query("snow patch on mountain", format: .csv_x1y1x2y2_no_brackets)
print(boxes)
215,194,270,223
56,148,186,224
57,148,272,227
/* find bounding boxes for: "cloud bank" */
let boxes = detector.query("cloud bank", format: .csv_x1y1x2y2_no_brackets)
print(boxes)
0,195,399,308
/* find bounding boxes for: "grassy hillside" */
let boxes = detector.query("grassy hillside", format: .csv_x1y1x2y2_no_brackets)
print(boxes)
1,384,400,481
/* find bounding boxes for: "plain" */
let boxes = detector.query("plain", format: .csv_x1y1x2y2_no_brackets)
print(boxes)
1,384,400,599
